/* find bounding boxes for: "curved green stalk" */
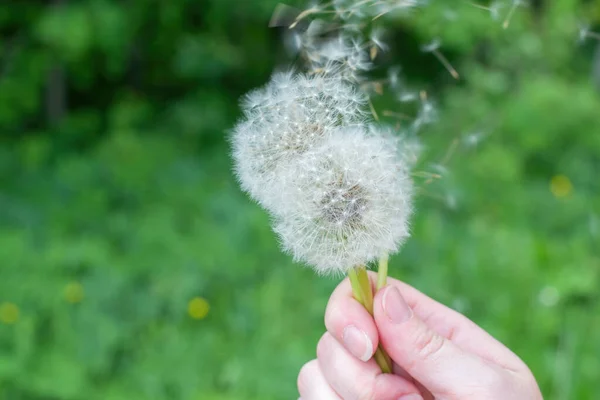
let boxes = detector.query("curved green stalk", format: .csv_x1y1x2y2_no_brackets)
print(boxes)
377,254,389,290
348,265,393,374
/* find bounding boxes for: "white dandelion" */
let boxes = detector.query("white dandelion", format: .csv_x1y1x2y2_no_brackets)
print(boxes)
273,126,414,275
232,72,368,209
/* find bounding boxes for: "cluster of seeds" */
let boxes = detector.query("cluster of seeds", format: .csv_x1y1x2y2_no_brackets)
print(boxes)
232,71,417,274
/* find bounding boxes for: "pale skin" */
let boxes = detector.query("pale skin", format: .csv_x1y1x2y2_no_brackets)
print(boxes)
298,272,544,400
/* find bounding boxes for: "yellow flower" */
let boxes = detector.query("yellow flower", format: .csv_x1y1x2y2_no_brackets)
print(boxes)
188,297,210,320
0,302,19,324
64,282,84,304
550,175,573,198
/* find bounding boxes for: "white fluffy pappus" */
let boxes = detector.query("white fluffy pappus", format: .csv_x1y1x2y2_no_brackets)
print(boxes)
231,72,367,209
303,35,372,80
273,126,414,275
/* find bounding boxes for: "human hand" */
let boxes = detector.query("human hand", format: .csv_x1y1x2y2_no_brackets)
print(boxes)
298,272,543,399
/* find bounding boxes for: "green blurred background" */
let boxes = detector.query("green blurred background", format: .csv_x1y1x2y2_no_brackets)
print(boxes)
1,0,599,399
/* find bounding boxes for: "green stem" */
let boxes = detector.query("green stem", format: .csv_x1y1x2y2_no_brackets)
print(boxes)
348,268,363,304
348,265,393,374
377,254,388,290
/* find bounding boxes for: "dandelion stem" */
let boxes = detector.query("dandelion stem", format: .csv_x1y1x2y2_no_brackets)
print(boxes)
377,254,389,290
348,268,364,304
348,266,393,373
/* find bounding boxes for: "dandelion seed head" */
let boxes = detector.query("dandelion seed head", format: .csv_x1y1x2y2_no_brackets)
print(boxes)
232,72,367,209
274,127,414,274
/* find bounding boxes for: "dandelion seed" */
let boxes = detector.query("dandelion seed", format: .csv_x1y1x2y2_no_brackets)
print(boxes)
421,39,460,80
463,130,487,148
387,66,402,88
503,0,524,29
489,1,503,19
399,91,418,102
412,91,438,131
469,1,503,20
303,35,372,80
577,23,600,43
370,28,389,51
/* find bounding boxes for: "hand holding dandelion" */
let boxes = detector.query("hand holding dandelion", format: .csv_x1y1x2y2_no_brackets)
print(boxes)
298,274,544,399
232,0,429,377
232,71,415,373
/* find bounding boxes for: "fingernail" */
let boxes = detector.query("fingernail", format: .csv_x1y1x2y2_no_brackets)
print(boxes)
383,286,413,324
397,395,423,400
342,325,373,362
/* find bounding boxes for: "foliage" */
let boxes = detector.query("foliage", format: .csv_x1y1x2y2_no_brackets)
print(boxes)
0,0,599,399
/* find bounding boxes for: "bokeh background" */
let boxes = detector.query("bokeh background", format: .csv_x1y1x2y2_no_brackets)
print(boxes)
1,0,600,399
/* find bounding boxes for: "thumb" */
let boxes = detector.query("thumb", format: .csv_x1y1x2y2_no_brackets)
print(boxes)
374,285,504,397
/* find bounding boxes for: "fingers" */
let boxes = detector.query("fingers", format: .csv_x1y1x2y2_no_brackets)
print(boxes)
374,285,508,398
298,359,342,400
326,272,525,372
316,332,424,400
385,277,525,371
324,278,379,362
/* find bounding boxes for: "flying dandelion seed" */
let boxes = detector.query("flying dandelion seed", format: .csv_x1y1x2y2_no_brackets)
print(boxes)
387,66,402,88
412,91,438,131
370,28,389,51
463,130,488,148
469,1,503,20
503,0,525,29
577,24,600,43
399,91,418,102
369,28,389,60
421,39,460,80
